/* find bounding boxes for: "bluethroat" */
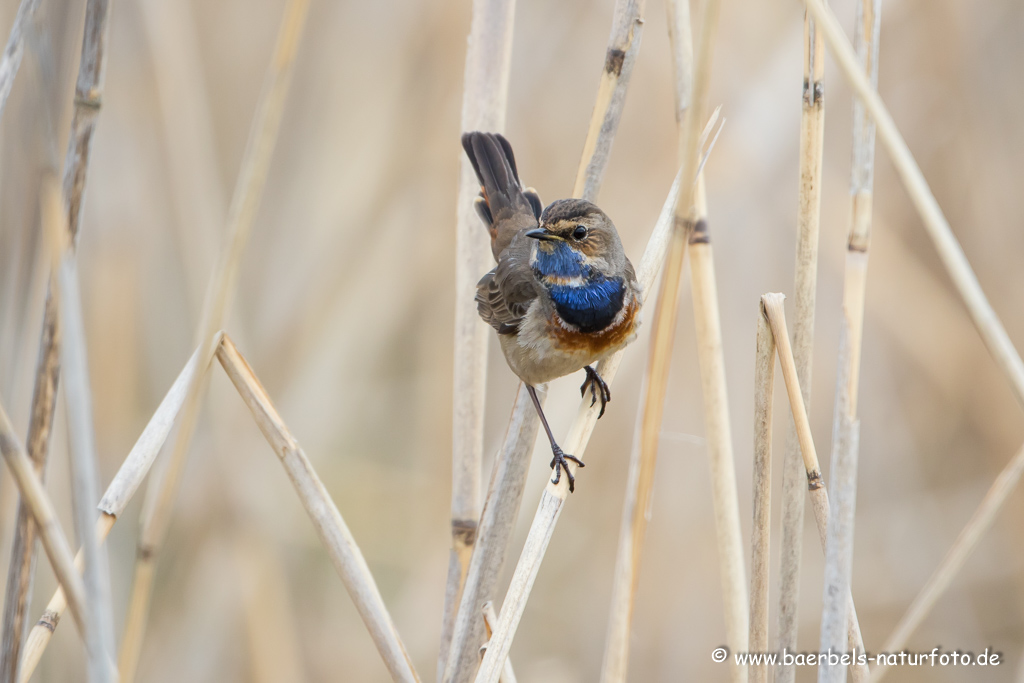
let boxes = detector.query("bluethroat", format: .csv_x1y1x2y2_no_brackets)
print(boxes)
462,132,642,492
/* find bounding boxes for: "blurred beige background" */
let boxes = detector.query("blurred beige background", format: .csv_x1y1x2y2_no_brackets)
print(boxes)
1,0,1023,681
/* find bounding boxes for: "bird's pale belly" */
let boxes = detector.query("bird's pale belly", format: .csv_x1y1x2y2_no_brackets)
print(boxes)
499,297,639,385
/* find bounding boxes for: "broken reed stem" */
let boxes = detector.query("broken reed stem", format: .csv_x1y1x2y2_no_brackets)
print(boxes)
0,401,87,638
818,325,860,683
1,0,112,677
777,11,826,683
870,440,1024,683
841,0,882,419
118,2,310,680
572,0,645,201
761,294,870,679
445,3,648,679
480,602,517,683
0,0,41,124
442,0,516,675
57,253,116,681
800,0,1024,409
216,335,420,683
474,167,684,683
18,345,207,683
441,386,541,683
689,175,749,683
749,308,775,683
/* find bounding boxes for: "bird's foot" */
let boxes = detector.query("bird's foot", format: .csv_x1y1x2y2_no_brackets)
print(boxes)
549,445,585,493
580,365,611,418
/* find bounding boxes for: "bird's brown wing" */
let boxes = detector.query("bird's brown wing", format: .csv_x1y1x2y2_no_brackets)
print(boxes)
475,233,539,333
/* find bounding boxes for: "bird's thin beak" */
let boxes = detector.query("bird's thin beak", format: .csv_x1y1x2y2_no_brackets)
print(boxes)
526,228,560,241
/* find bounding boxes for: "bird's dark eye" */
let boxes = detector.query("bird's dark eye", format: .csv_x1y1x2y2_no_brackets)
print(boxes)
572,225,588,240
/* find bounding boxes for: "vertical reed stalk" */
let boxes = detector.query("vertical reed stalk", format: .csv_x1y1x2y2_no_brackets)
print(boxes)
777,11,826,683
762,294,870,677
1,1,112,676
19,344,209,682
599,0,725,680
749,306,775,683
216,335,420,683
817,325,860,683
441,0,516,676
117,2,310,680
572,0,645,202
480,602,517,683
0,0,41,124
474,168,684,683
443,3,646,680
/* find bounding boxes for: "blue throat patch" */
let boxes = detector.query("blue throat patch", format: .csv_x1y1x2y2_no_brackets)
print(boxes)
533,244,625,333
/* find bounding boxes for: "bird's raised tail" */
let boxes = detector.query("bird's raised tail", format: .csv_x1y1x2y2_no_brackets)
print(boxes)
462,132,543,260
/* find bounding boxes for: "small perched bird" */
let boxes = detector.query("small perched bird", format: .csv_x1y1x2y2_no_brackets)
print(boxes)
462,131,642,492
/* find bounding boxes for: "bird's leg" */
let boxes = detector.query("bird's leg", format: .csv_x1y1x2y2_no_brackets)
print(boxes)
580,365,611,419
526,384,584,492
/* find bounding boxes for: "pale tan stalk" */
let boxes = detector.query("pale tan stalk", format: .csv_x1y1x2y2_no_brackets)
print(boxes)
762,294,870,678
801,0,1024,410
480,602,517,683
442,0,516,674
869,440,1024,682
598,0,724,680
216,335,420,682
473,166,684,683
818,325,860,683
0,402,87,638
749,308,775,683
777,13,826,683
1,0,112,676
0,0,41,124
572,0,645,201
441,386,541,683
17,342,212,682
118,2,310,680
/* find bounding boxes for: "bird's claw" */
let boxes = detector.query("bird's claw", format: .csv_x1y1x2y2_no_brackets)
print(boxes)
580,366,612,418
549,445,585,493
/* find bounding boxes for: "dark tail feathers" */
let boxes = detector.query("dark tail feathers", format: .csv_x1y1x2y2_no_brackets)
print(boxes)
462,132,543,233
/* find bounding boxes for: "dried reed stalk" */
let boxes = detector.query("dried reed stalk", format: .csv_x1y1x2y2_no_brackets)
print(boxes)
869,440,1024,682
0,0,40,124
473,165,684,683
761,294,870,680
818,325,860,683
216,334,420,682
480,602,516,683
599,0,726,680
1,1,112,676
572,0,645,201
776,12,826,683
441,386,541,683
118,2,310,680
749,307,775,683
441,0,516,674
18,344,208,682
0,401,87,638
55,242,116,680
444,3,648,679
800,0,1024,408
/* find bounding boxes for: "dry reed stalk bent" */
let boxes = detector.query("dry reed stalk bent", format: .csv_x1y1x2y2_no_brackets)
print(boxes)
217,335,421,683
777,12,826,683
480,602,517,683
761,294,870,678
442,0,517,674
16,342,207,682
0,0,41,125
1,2,113,676
475,167,683,683
749,308,776,683
117,1,310,680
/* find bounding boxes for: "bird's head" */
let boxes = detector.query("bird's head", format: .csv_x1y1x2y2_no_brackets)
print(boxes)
527,199,625,276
